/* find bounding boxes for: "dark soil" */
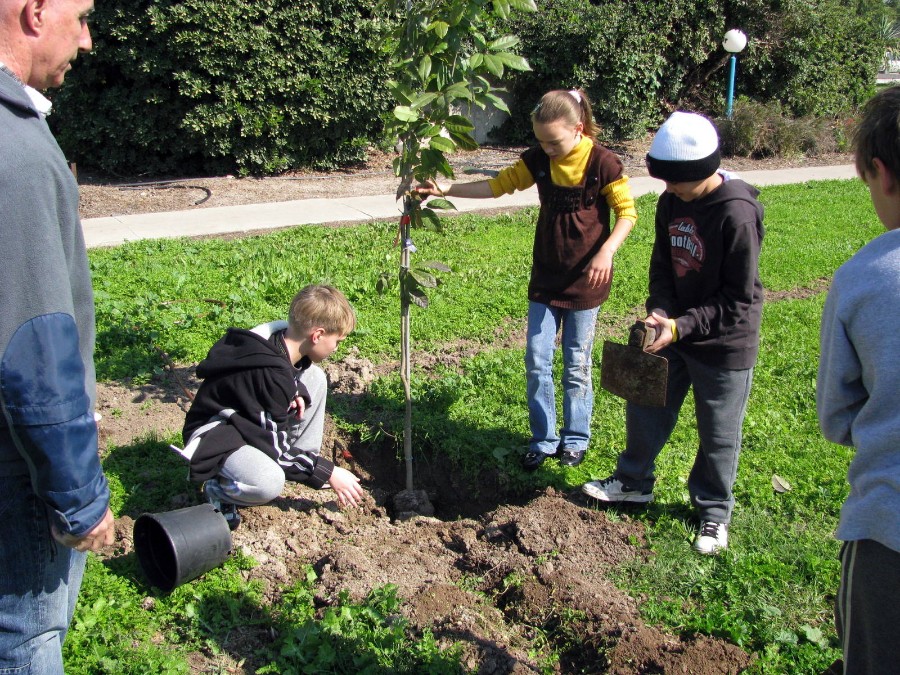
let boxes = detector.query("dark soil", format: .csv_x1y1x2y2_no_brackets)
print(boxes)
96,352,752,674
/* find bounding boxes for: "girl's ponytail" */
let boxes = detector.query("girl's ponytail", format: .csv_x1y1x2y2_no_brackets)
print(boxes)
531,88,599,140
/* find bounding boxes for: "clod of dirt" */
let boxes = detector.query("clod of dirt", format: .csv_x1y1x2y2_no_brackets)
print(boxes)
392,488,435,520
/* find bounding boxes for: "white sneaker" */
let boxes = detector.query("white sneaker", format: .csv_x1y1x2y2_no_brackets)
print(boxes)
693,520,728,554
581,476,654,503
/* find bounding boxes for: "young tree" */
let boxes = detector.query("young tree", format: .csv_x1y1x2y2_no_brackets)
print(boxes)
377,0,535,503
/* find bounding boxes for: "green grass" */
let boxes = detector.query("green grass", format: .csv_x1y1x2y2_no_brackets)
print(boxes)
76,178,885,673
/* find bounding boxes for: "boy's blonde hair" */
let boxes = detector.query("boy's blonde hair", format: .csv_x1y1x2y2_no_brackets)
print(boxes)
854,86,900,181
288,284,356,337
531,88,599,140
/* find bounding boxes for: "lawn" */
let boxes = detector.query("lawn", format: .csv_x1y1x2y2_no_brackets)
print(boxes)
72,177,882,673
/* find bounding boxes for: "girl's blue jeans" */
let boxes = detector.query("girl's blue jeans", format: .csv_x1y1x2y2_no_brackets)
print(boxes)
0,472,85,674
525,301,599,456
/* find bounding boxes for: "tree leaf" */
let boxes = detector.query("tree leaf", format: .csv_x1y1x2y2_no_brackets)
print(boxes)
421,149,454,179
417,55,432,83
771,474,792,493
445,114,475,134
444,81,473,101
393,105,419,122
429,135,456,153
495,52,530,71
448,131,479,151
508,0,537,10
420,260,452,272
469,52,484,68
428,20,449,38
418,208,443,232
492,0,511,20
425,198,456,211
481,91,510,113
410,269,438,288
409,286,429,308
482,53,504,77
488,35,520,51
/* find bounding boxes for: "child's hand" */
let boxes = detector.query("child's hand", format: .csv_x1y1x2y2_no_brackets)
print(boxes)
414,179,444,198
586,248,614,298
644,310,674,353
328,466,365,508
288,395,306,419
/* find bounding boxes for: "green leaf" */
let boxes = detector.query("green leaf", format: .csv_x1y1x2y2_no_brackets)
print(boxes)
425,198,456,210
428,21,449,38
418,208,443,232
449,131,479,151
508,0,537,10
495,52,530,71
470,53,484,68
410,92,439,109
492,0,511,20
393,106,419,122
480,91,510,113
420,149,454,179
445,115,475,134
410,269,438,288
408,286,429,309
482,53,504,77
420,260,452,273
445,81,473,101
429,135,456,153
417,55,432,83
488,35,520,51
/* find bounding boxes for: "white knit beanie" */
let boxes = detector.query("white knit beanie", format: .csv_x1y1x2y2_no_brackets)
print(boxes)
646,111,720,182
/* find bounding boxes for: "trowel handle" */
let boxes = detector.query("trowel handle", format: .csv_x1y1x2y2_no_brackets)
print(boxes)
628,320,657,351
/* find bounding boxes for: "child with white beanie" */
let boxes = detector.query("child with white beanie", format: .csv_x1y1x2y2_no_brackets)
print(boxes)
582,111,765,555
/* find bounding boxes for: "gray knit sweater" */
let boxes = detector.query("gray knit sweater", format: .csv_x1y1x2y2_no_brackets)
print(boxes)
0,70,109,537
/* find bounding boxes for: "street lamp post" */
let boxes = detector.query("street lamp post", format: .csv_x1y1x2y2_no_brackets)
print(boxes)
723,29,747,119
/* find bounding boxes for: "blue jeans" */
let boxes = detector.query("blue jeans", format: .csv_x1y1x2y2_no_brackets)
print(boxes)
0,473,85,674
525,301,599,455
616,347,754,523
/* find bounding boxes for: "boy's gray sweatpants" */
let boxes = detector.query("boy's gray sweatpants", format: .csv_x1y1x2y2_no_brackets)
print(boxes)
208,364,329,506
836,539,900,674
615,347,754,524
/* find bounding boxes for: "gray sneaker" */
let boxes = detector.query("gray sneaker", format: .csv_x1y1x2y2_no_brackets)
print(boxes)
581,476,654,503
201,480,242,531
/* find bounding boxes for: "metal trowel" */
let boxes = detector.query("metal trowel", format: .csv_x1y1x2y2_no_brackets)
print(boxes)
600,320,668,407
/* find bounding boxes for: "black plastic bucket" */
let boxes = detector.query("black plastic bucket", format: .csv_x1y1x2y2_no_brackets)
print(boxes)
133,504,233,591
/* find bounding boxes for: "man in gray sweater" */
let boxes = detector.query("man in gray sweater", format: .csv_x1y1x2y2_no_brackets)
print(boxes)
817,86,900,674
0,0,114,671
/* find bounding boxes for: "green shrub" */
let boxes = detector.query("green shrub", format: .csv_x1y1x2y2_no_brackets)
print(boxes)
717,99,842,159
495,0,881,144
50,0,394,176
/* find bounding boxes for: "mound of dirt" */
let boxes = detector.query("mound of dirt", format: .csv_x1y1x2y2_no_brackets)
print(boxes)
97,354,753,674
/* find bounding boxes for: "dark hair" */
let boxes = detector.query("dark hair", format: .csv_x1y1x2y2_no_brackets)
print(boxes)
530,88,598,139
854,85,900,180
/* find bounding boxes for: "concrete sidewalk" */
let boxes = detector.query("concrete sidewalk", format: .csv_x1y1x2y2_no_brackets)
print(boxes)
82,164,857,249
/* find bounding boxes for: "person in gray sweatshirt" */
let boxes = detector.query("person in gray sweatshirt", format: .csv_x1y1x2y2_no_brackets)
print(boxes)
817,86,900,675
0,0,114,671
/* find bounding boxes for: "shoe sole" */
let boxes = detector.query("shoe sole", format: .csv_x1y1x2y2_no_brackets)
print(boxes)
581,484,654,503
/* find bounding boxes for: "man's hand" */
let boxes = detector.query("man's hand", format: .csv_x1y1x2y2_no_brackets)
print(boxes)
327,466,365,508
53,507,115,553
